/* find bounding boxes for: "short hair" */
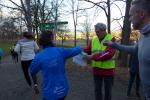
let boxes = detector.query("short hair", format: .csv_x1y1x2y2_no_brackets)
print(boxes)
94,23,106,31
131,0,150,14
38,30,54,47
23,32,34,39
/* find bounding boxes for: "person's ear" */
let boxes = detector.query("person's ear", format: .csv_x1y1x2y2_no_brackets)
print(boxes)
140,10,146,18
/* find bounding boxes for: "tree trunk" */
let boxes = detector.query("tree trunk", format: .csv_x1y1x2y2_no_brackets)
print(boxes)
86,32,89,46
119,0,132,67
74,27,77,46
25,0,32,32
107,0,111,33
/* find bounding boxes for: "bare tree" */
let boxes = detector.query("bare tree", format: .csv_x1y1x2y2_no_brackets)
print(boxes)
79,12,92,46
0,0,65,39
118,0,132,67
0,0,34,32
80,0,111,33
57,28,69,46
67,0,80,46
0,17,19,40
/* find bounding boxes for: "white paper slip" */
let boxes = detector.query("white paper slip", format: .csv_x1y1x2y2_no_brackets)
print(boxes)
81,52,88,56
73,54,87,67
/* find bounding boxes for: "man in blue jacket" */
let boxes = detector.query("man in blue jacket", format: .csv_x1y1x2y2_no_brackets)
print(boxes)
30,31,82,100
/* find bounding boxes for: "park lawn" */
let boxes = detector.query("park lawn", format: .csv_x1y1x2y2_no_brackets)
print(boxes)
0,40,79,56
0,41,16,56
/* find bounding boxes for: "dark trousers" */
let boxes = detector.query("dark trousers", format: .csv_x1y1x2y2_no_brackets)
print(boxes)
12,54,18,62
57,97,65,100
21,60,32,86
93,75,114,100
143,83,150,100
127,72,140,95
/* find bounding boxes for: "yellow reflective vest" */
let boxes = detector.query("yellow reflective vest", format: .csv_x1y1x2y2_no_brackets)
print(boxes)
91,34,115,69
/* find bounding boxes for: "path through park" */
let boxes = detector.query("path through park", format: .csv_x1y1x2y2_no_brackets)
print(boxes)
0,56,145,100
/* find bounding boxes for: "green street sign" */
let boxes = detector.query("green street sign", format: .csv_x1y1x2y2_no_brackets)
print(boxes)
40,24,55,30
56,21,68,25
40,21,68,30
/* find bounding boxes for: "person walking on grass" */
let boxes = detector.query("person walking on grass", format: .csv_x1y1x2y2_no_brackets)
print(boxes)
103,0,150,100
29,30,82,100
14,31,39,87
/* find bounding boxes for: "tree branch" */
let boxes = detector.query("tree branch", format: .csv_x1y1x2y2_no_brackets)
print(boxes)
80,0,108,17
112,0,126,2
0,3,21,10
112,16,124,21
110,2,123,20
78,4,96,11
8,0,22,8
20,0,27,14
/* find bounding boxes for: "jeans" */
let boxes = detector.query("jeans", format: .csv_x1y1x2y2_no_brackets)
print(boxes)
146,98,150,100
127,72,140,96
143,83,150,100
93,75,114,100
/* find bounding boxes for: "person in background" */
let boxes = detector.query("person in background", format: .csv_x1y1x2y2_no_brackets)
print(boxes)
83,23,116,100
103,0,150,99
10,44,18,63
0,48,4,64
14,31,39,87
127,41,140,97
30,31,82,100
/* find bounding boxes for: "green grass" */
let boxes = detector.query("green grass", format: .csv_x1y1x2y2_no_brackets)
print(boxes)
0,41,16,56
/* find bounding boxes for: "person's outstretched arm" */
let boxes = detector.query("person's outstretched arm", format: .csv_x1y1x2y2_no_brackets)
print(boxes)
62,46,82,59
30,56,41,83
103,41,138,54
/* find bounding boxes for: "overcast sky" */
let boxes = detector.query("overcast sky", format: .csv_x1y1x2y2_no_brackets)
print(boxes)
58,0,125,32
2,0,125,32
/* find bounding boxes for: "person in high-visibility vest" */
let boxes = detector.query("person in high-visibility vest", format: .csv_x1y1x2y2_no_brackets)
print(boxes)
83,23,116,100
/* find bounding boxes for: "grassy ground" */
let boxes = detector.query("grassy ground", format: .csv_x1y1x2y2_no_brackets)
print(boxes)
0,41,16,56
0,39,85,56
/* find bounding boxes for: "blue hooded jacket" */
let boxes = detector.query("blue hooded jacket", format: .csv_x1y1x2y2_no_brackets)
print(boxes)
30,46,82,100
